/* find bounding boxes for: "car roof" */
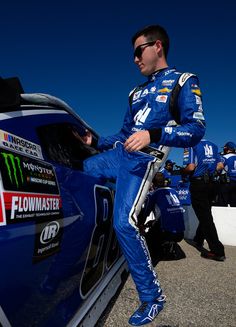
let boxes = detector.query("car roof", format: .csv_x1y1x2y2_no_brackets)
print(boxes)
0,76,98,138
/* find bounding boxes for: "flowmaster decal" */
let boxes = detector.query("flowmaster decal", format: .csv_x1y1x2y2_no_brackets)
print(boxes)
4,192,61,222
2,191,63,263
0,148,63,262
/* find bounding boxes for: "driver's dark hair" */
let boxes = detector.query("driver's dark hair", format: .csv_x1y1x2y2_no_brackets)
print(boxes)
152,172,165,187
131,24,169,58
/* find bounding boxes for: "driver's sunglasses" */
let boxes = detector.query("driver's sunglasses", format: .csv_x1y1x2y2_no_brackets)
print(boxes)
133,41,157,59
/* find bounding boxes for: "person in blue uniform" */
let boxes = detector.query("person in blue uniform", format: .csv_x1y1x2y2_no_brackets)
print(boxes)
182,139,225,261
139,172,185,265
160,159,175,185
218,142,236,207
81,24,205,326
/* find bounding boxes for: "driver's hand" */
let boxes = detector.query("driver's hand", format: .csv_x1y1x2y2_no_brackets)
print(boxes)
124,130,150,152
72,129,93,145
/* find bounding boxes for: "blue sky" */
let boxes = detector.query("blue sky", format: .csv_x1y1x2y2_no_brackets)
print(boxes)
1,1,235,165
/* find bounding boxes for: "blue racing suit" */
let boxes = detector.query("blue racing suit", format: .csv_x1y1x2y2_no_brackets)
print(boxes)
219,152,236,206
183,139,222,177
183,139,225,256
143,187,185,234
221,153,236,182
84,67,205,302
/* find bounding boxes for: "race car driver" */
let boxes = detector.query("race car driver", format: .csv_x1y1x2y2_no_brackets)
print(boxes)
82,24,205,326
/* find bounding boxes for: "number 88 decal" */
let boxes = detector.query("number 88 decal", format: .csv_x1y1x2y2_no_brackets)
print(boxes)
80,185,121,296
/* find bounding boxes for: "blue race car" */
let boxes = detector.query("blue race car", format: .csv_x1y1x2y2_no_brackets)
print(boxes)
0,77,128,327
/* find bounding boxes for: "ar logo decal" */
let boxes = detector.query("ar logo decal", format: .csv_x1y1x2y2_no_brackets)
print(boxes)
1,153,24,188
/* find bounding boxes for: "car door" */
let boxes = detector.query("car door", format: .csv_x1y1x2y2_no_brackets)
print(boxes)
0,104,122,327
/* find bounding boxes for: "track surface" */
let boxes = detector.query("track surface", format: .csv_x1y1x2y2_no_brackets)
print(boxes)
97,241,236,327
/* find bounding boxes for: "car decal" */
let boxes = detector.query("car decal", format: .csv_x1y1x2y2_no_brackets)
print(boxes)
0,129,43,159
0,148,58,193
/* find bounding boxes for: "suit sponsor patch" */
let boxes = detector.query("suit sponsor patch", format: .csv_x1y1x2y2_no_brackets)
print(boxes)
156,95,168,103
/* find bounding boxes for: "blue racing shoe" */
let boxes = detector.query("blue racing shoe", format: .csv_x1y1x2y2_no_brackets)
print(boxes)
128,295,166,326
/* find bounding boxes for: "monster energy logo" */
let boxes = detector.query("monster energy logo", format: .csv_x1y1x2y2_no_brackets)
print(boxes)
1,153,24,188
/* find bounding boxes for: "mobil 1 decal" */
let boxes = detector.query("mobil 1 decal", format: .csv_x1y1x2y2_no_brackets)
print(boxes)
0,148,59,194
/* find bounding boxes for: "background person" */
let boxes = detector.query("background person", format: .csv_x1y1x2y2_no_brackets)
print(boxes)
138,172,186,265
81,24,205,326
160,159,175,186
218,141,236,207
182,139,225,261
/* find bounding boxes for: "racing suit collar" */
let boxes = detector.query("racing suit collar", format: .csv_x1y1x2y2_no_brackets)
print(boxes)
149,67,176,81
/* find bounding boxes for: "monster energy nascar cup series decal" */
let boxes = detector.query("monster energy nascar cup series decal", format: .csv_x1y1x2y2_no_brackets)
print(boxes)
0,148,59,193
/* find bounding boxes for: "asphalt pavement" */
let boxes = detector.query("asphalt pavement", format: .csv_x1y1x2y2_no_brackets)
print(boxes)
97,240,236,327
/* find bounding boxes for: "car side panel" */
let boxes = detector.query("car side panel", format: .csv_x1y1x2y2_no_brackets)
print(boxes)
0,109,122,326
